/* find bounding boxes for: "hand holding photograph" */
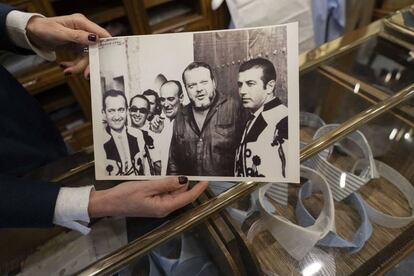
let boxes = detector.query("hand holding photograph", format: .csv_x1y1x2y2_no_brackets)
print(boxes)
89,23,299,182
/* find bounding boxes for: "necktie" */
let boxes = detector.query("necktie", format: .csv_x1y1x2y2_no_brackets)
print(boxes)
118,134,130,174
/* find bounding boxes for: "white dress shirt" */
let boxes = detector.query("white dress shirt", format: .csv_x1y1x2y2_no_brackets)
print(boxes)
6,10,92,234
111,128,132,174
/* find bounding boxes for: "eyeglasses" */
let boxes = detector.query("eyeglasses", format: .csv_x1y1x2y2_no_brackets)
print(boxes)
129,106,149,114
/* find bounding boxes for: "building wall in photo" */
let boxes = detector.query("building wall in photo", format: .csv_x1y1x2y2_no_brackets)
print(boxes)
194,26,288,105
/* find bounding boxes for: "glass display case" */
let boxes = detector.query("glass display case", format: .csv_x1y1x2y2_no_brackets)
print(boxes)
1,7,414,276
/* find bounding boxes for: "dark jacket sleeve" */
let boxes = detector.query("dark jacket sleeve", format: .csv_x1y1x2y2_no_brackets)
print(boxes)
0,3,34,54
0,174,62,227
167,130,180,175
0,5,63,228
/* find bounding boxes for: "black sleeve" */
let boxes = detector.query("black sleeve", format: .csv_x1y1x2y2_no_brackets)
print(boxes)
0,4,34,55
167,128,180,175
0,174,61,228
273,116,288,147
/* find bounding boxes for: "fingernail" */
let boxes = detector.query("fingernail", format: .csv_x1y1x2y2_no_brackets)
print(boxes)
59,64,67,68
178,176,188,184
64,72,72,76
86,74,90,80
88,33,97,42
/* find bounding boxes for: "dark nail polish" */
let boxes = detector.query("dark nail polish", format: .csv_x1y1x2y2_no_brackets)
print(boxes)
88,34,97,42
178,176,188,184
86,74,90,80
64,72,72,76
59,64,67,69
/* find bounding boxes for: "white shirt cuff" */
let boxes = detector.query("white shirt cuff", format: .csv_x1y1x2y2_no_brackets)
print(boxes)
5,10,56,61
53,186,94,235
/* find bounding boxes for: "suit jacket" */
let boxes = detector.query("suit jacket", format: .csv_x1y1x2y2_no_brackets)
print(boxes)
235,97,288,179
0,4,68,228
103,128,144,176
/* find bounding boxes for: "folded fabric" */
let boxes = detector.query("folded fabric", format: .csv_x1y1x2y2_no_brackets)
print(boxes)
298,247,337,276
312,0,346,46
306,124,379,201
352,159,414,228
300,112,330,166
246,219,337,276
296,181,372,253
249,166,335,260
209,181,288,225
226,0,315,52
300,112,326,131
149,233,219,276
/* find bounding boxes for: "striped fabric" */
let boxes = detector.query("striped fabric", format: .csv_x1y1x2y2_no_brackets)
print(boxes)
208,182,287,225
206,113,328,227
306,124,379,202
248,167,335,261
298,247,336,276
265,182,289,206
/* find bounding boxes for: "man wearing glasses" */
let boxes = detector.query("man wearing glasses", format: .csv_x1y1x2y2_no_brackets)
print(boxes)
128,94,161,175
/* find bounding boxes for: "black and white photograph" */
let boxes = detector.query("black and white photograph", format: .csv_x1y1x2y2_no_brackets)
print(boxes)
89,23,299,182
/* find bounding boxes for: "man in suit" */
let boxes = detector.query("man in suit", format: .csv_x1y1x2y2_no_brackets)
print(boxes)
102,89,145,176
235,57,288,178
0,4,207,231
143,89,164,133
128,94,161,175
158,80,183,175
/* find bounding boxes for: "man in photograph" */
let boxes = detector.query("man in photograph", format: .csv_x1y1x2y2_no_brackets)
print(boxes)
102,89,144,176
128,94,161,175
168,62,247,176
158,80,183,175
235,57,288,178
143,89,164,133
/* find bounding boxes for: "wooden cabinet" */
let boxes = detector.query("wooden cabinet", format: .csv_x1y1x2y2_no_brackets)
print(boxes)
373,0,414,19
2,0,229,151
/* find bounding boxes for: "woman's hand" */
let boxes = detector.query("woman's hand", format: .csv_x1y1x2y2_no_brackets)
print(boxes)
26,13,111,78
88,177,208,218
